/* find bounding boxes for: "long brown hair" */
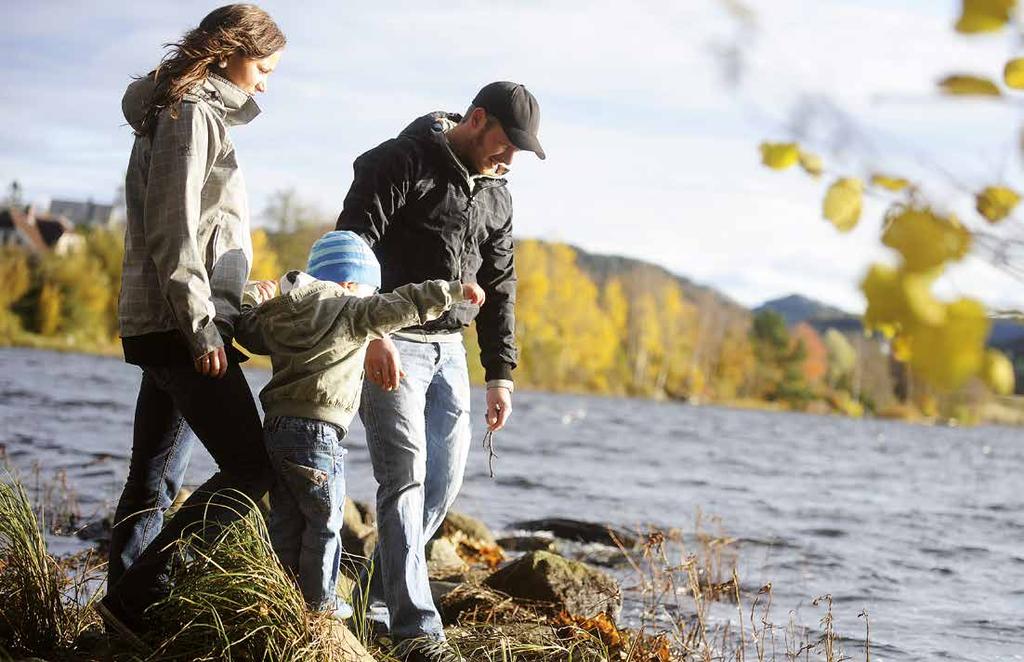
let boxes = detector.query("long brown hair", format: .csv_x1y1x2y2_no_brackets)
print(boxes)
136,4,285,136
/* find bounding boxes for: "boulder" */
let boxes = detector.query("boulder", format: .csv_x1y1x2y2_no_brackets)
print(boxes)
425,537,470,581
494,533,556,553
509,518,638,547
436,510,496,545
483,551,621,620
342,498,377,559
326,621,376,661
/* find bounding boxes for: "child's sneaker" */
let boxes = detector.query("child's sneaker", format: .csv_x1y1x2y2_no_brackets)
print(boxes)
325,596,354,621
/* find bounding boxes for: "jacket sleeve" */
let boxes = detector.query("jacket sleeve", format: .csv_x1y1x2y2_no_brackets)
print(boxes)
142,102,223,358
233,293,271,356
335,139,415,247
233,309,271,356
345,280,464,340
475,205,518,381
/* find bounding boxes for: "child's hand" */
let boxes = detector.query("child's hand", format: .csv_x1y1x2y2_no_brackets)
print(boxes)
253,280,277,302
462,282,485,306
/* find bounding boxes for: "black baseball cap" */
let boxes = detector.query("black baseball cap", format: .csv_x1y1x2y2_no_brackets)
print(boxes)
472,81,546,160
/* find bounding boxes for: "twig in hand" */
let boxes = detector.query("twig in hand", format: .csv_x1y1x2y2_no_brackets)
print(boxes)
481,429,498,478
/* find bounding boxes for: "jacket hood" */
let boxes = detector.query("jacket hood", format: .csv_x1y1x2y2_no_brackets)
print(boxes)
399,112,462,143
399,111,507,186
122,73,260,132
122,77,156,132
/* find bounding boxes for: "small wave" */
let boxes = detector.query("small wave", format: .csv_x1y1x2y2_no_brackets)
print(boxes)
738,536,799,549
803,527,848,538
53,398,122,411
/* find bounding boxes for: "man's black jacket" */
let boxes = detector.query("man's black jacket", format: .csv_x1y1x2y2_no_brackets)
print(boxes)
336,112,517,382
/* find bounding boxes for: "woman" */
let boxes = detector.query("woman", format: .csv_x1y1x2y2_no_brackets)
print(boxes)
99,4,285,645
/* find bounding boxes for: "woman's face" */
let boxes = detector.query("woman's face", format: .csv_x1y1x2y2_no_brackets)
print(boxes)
223,50,282,95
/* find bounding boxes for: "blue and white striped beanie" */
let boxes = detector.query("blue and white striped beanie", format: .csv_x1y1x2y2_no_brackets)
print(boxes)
306,231,381,287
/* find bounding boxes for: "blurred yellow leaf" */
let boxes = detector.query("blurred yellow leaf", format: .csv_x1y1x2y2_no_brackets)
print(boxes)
823,177,863,232
870,174,911,192
798,151,824,177
759,142,799,170
976,185,1020,222
861,263,945,333
862,264,901,334
881,207,971,272
901,270,947,327
982,349,1016,394
937,74,1002,96
906,299,990,391
1003,57,1024,88
891,334,913,362
955,0,1016,34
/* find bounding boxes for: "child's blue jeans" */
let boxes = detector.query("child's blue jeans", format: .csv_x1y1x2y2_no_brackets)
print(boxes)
264,415,349,612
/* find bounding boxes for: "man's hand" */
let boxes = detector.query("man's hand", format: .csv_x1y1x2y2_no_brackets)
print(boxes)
194,346,228,378
365,336,404,391
462,282,486,306
486,386,512,431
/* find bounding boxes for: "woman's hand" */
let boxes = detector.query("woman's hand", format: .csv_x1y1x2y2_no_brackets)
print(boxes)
365,336,404,391
194,346,228,378
462,282,486,306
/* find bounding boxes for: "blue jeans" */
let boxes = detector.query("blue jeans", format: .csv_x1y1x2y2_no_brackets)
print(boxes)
107,370,196,588
106,362,273,612
358,338,472,641
264,416,349,612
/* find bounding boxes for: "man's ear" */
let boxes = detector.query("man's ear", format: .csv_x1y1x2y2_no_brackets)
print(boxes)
469,107,489,129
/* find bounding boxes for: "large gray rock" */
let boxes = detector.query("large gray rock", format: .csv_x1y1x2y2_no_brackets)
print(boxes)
484,551,622,620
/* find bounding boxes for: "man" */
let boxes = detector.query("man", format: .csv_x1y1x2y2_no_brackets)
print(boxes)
336,81,544,660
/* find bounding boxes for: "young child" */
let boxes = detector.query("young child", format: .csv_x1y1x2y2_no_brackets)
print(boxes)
235,230,484,620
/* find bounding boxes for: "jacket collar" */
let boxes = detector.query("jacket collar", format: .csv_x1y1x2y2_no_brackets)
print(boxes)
197,74,261,126
429,118,507,193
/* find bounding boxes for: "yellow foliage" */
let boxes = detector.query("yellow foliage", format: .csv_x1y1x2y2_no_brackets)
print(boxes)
870,174,911,192
975,185,1020,222
759,142,800,170
955,0,1016,34
250,229,283,281
937,74,1002,97
904,299,990,391
1004,57,1024,88
881,207,971,272
0,248,31,307
513,240,618,390
982,349,1016,394
823,177,863,232
36,283,62,337
798,151,824,177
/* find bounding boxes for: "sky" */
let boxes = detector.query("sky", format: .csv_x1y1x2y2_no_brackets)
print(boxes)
3,0,1024,313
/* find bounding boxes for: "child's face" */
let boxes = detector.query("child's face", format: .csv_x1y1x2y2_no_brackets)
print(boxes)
337,282,378,298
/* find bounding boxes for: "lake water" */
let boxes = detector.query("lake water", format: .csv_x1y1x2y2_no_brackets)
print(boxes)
1,348,1021,661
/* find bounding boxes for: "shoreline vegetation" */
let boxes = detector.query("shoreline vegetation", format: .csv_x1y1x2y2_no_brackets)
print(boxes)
1,213,1022,426
0,468,878,662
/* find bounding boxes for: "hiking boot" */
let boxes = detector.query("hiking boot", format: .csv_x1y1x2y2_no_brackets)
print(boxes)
394,636,463,662
96,595,151,654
